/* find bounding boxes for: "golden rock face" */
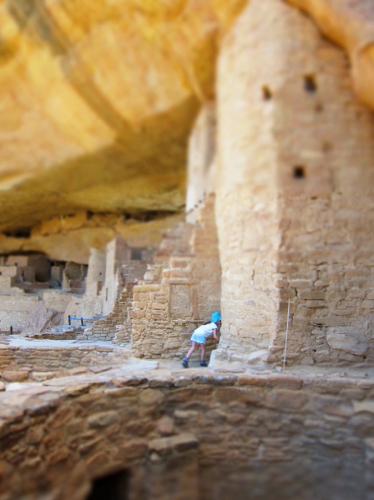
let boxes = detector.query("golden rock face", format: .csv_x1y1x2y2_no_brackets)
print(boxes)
0,0,246,231
0,0,373,236
0,212,183,264
287,0,374,110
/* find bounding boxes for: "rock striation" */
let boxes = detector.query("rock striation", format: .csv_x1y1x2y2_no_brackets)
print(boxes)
288,0,374,110
0,0,245,233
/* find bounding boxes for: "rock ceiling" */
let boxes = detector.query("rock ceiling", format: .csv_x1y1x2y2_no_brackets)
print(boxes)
0,0,246,231
289,0,374,110
0,0,372,233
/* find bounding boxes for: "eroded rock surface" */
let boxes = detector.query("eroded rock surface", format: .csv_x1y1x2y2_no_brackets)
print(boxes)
0,0,245,232
0,0,373,260
288,0,374,109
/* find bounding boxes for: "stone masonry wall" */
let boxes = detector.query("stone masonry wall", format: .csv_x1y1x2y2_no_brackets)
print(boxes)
0,258,84,335
264,0,374,366
63,249,107,325
191,196,222,322
186,102,216,223
0,264,42,333
89,282,132,342
213,0,281,365
102,238,131,316
0,345,129,375
0,295,41,333
214,0,374,368
89,261,147,342
41,290,72,314
0,370,373,499
63,241,147,341
132,196,221,359
131,262,202,358
85,249,105,298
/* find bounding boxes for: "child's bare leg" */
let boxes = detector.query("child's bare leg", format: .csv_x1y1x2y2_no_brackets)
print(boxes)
183,342,198,368
186,342,197,360
200,344,206,362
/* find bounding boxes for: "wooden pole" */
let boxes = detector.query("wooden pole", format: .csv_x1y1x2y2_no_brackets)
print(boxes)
283,299,291,371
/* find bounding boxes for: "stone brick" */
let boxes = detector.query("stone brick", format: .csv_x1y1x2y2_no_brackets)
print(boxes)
157,416,175,436
148,433,198,454
353,401,374,414
2,370,29,382
139,389,165,406
266,389,308,411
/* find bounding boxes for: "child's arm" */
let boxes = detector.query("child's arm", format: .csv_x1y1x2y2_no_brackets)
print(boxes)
212,329,219,342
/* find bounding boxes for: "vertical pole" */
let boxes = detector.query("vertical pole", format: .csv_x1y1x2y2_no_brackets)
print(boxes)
81,317,84,327
10,325,13,335
283,298,291,371
68,315,71,326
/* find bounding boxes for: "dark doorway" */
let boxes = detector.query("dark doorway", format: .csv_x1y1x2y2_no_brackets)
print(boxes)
87,470,130,500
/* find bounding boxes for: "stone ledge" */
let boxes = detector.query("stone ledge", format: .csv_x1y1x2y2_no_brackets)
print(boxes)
0,362,373,499
149,433,198,454
0,366,372,419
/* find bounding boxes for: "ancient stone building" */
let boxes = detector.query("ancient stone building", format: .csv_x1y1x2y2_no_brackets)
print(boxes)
213,0,374,369
0,1,373,499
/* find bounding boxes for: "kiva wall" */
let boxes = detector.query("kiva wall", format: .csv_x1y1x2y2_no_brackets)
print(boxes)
0,371,373,500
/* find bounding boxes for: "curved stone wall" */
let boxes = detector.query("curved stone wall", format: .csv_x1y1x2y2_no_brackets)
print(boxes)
0,369,373,499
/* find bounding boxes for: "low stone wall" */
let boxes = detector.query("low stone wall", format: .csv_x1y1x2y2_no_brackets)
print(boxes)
41,290,73,313
0,345,130,376
0,369,373,499
132,273,219,359
132,280,198,358
89,283,133,342
0,295,40,332
132,281,217,359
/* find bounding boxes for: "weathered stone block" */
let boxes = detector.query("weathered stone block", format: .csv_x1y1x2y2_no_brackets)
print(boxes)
139,389,165,406
148,433,198,454
353,401,374,414
326,328,368,356
1,370,29,382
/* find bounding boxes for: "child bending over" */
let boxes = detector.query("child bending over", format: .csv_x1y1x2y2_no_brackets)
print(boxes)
182,311,222,368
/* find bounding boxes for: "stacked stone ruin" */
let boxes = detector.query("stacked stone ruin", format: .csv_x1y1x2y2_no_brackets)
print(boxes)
0,255,73,334
131,195,221,358
0,0,371,373
0,0,374,498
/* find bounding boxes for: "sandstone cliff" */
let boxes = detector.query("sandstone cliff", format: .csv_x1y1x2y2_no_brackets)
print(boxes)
288,0,374,110
0,0,245,232
0,0,373,252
